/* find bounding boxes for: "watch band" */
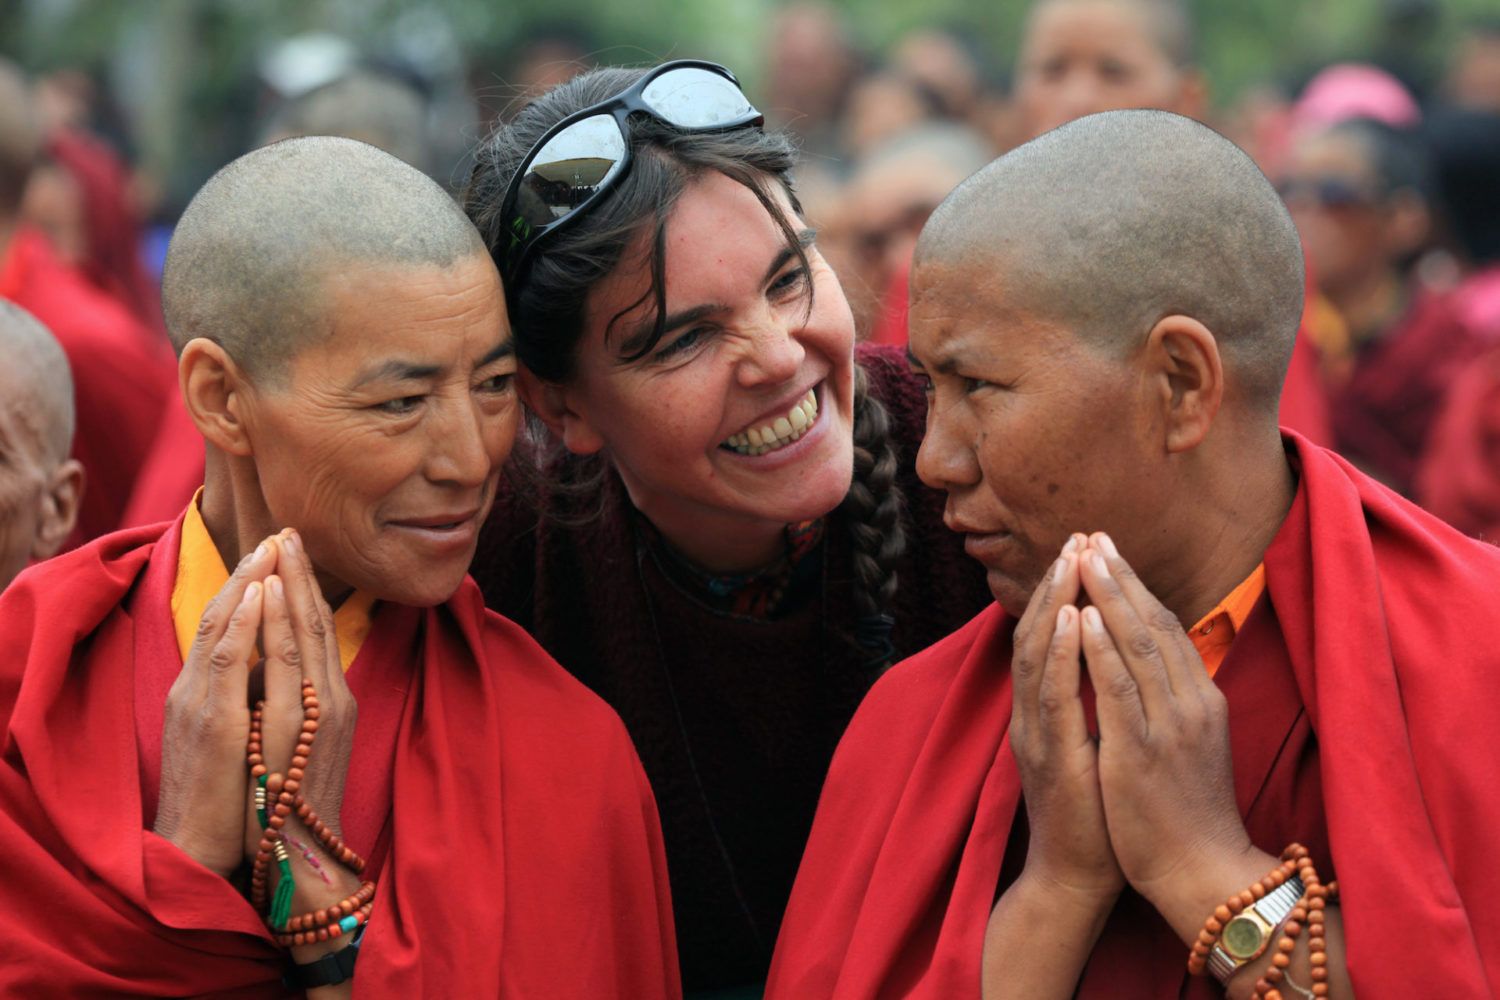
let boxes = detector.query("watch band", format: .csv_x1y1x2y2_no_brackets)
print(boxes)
285,921,367,990
1208,875,1305,984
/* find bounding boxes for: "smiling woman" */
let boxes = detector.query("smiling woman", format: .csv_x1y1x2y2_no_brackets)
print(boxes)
464,62,992,993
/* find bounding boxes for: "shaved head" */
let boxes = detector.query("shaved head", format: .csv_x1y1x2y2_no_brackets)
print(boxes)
916,109,1303,411
0,300,74,461
162,136,484,380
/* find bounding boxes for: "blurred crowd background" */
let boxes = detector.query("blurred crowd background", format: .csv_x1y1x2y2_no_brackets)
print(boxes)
3,0,1500,550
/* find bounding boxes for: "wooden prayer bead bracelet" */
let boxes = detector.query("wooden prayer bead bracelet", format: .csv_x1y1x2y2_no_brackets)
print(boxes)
247,678,374,938
1186,843,1339,999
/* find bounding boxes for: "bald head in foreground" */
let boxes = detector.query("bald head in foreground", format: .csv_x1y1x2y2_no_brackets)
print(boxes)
0,137,678,998
768,111,1500,999
0,301,82,590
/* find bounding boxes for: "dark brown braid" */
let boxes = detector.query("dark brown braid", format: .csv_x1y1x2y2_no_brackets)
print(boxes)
841,365,905,667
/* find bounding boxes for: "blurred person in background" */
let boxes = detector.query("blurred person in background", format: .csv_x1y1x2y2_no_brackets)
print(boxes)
23,126,165,336
259,68,433,175
1010,0,1333,448
764,3,861,167
1012,0,1205,141
0,60,175,548
1416,106,1500,541
1446,17,1500,114
0,300,83,592
1282,116,1477,494
891,28,987,126
827,123,994,344
465,59,991,996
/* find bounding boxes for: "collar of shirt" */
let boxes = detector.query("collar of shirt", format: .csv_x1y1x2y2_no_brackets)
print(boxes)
170,491,375,671
1187,563,1266,679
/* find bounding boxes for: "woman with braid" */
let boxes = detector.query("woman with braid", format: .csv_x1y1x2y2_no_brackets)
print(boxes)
463,61,990,995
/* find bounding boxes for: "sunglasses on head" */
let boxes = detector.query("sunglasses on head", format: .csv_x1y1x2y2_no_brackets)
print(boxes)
498,59,764,296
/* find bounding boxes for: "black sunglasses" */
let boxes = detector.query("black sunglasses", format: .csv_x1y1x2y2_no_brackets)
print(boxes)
498,59,764,295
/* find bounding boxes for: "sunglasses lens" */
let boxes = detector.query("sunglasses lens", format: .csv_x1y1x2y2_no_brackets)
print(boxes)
513,114,627,231
642,67,759,129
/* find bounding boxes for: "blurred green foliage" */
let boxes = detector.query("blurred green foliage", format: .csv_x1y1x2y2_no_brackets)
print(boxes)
2,0,1492,202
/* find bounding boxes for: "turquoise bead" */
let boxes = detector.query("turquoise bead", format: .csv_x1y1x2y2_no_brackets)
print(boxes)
339,915,358,933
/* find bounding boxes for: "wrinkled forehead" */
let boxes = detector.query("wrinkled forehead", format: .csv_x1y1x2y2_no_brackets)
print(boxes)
265,253,508,385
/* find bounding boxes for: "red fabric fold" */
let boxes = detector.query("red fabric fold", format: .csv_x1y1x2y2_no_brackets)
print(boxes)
767,433,1500,998
0,514,680,998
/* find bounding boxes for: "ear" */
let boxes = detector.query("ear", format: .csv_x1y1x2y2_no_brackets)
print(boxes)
30,458,85,561
1146,314,1223,454
516,366,606,456
180,338,256,457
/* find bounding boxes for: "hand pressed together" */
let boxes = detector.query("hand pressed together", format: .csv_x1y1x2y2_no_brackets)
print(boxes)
1008,532,1274,943
156,529,363,955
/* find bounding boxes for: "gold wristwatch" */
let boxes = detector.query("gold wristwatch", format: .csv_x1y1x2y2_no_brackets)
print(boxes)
1208,875,1305,983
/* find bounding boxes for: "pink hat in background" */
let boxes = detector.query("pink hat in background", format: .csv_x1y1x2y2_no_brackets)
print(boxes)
1292,63,1422,136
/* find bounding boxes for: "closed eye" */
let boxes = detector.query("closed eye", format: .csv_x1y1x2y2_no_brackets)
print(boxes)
769,266,811,300
652,324,713,362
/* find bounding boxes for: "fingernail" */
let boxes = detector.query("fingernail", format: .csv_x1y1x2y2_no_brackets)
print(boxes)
1089,551,1109,576
1095,533,1118,558
283,532,298,556
1055,605,1073,634
1051,556,1067,582
269,575,284,599
1062,535,1080,554
1082,605,1103,631
243,581,262,605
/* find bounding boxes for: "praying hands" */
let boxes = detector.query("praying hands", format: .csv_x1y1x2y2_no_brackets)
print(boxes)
986,533,1351,1000
154,530,365,973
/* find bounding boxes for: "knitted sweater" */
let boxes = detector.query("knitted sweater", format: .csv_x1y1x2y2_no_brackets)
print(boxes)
470,344,992,991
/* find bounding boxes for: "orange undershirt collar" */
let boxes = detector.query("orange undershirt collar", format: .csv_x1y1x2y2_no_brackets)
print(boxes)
1187,563,1266,679
170,491,375,671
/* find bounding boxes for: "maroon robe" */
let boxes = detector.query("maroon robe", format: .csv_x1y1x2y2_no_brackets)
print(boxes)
767,434,1500,998
0,513,680,998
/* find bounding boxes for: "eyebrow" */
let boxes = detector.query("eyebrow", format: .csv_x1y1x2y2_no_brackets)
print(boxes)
618,228,819,357
350,338,514,389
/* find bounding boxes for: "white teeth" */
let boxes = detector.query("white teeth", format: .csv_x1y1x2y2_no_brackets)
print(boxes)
722,387,823,456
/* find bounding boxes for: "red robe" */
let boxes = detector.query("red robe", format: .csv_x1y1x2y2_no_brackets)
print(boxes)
0,514,680,998
0,227,177,547
1416,344,1500,543
1327,286,1485,494
766,434,1500,998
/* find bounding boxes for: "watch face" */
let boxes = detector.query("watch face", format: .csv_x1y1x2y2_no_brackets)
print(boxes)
1222,915,1266,960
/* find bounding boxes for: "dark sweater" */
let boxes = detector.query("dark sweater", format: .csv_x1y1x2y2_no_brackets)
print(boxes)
470,344,992,992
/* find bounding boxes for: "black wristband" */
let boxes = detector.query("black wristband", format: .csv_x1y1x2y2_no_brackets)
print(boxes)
284,922,366,990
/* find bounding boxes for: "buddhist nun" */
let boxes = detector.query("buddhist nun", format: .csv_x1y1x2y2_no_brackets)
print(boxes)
0,137,678,999
768,110,1500,998
0,300,83,590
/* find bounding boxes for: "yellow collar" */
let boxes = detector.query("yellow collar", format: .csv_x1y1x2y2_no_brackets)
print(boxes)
170,493,376,671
